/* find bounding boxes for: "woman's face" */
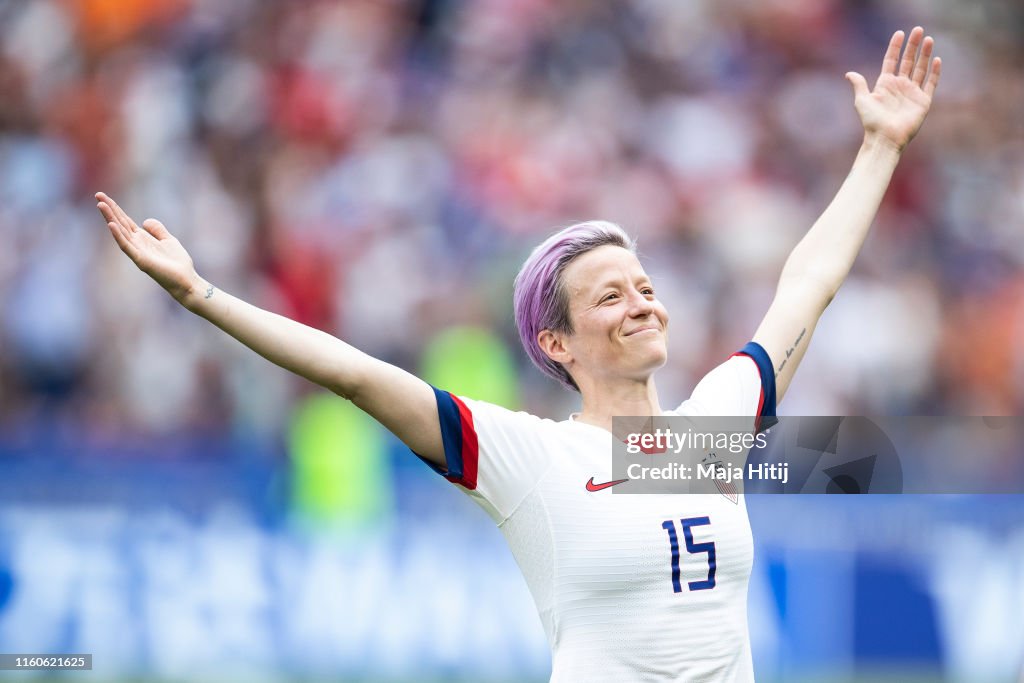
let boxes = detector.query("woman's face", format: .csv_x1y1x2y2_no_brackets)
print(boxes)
552,245,669,387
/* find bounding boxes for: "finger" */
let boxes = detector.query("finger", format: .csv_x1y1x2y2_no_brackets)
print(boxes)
98,201,135,240
96,192,140,234
898,26,924,78
107,219,129,247
107,220,139,260
96,196,125,230
911,35,934,86
102,208,150,250
924,57,942,97
96,201,116,224
845,71,870,99
141,218,171,240
878,30,905,82
111,198,140,234
98,200,126,237
96,192,119,217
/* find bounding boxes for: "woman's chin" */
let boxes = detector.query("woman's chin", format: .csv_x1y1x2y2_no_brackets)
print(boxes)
634,348,669,375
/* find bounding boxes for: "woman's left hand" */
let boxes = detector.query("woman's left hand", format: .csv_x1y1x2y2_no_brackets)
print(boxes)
845,26,941,153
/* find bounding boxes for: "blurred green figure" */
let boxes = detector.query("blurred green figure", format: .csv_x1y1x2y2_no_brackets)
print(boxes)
421,326,519,409
288,326,518,529
289,392,392,530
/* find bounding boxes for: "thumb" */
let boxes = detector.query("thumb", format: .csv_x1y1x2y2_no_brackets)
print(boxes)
845,71,870,99
141,218,171,240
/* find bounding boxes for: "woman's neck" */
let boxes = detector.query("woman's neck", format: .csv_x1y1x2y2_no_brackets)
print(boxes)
574,378,662,433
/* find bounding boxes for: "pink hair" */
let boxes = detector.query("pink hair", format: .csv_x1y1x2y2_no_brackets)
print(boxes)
512,221,636,391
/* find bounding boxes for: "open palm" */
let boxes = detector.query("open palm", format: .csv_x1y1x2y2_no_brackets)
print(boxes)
96,192,198,303
846,27,942,151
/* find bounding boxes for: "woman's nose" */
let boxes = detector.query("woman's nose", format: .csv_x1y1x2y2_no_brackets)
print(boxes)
627,290,654,316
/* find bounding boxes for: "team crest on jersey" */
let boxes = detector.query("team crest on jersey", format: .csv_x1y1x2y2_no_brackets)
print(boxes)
701,451,739,504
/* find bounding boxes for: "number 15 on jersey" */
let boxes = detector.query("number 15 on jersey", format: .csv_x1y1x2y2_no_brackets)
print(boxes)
662,516,717,593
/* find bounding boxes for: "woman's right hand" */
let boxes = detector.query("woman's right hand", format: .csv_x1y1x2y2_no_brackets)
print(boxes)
96,192,201,305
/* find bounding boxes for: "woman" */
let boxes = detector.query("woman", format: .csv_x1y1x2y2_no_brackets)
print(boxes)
97,27,940,682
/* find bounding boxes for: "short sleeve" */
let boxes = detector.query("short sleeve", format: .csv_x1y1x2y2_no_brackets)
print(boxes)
413,387,552,523
678,342,777,431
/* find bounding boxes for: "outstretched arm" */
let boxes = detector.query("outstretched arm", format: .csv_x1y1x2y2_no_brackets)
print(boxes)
96,192,446,465
753,26,942,403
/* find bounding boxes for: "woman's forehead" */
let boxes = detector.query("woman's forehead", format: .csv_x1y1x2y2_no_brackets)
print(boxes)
563,246,649,292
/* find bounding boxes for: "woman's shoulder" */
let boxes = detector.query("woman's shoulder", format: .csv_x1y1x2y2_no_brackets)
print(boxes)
453,394,566,431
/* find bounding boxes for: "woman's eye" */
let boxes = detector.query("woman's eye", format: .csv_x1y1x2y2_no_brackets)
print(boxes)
642,288,655,296
602,293,619,303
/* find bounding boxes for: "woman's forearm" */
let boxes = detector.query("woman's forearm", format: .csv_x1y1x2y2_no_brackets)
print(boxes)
778,136,902,301
178,275,367,398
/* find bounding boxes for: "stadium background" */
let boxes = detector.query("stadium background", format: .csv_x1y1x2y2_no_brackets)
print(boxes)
1,0,1023,680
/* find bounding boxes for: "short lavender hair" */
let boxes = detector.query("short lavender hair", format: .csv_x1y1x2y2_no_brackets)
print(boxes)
513,221,637,392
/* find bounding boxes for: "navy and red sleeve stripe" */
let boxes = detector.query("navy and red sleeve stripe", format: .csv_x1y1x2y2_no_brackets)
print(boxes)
414,386,480,490
731,341,778,432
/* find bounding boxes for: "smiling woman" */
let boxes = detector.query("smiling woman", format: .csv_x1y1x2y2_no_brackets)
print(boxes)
96,25,941,683
514,221,670,398
523,228,673,420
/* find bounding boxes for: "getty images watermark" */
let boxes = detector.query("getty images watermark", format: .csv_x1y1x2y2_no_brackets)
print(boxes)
621,424,785,485
601,416,1024,496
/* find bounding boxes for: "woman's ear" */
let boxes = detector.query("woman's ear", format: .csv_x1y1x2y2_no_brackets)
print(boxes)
537,329,572,365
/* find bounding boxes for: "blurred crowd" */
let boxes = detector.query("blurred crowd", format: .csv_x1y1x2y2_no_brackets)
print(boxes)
3,0,1024,443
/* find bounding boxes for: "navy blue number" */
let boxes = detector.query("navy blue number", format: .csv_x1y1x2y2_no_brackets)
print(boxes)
661,520,682,593
662,516,716,593
681,516,716,590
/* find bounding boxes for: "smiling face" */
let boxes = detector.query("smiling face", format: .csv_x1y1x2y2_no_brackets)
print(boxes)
540,245,669,391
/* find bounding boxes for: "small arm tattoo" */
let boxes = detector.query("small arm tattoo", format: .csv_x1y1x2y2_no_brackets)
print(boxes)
775,327,807,378
204,285,215,299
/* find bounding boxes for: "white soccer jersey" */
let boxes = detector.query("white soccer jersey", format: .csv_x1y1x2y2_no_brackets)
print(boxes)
419,342,776,682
